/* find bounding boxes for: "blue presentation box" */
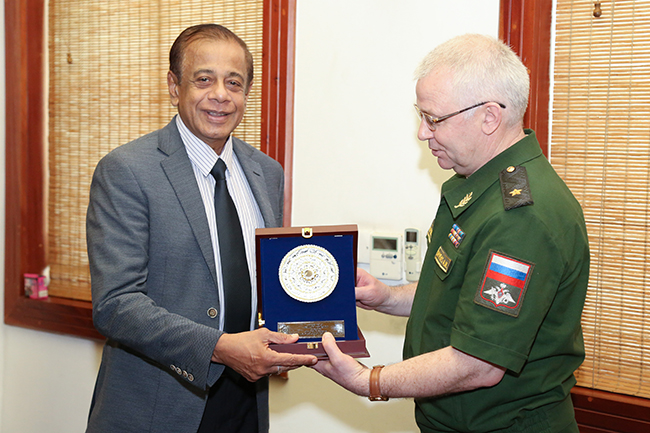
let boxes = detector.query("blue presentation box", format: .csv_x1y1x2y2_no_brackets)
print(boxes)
255,224,369,358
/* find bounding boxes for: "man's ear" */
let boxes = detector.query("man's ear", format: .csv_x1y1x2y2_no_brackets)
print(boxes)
167,71,180,107
481,102,503,135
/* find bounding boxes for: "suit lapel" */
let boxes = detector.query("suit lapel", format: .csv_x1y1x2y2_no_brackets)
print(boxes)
233,137,276,227
159,119,218,284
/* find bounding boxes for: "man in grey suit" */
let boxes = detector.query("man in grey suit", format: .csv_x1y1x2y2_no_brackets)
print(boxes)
86,24,317,433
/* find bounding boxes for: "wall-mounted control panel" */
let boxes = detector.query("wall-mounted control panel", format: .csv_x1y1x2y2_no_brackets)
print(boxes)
404,228,421,282
369,233,402,280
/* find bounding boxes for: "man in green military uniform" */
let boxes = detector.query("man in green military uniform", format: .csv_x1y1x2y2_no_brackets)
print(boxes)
312,34,589,433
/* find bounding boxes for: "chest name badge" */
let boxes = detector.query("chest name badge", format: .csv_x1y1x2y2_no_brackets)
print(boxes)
448,223,465,248
434,246,452,274
474,251,534,317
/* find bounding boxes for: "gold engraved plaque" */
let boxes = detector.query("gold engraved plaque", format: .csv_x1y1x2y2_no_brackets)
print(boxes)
278,320,345,339
278,244,339,303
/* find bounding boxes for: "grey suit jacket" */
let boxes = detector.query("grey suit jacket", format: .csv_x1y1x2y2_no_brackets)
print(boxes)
85,117,284,433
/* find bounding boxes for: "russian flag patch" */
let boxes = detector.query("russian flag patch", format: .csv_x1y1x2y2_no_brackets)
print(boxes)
474,251,534,317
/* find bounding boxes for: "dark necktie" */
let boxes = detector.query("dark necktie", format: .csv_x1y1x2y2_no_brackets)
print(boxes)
211,159,251,333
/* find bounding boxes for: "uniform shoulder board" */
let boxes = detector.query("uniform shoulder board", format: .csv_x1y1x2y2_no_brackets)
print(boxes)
499,165,534,211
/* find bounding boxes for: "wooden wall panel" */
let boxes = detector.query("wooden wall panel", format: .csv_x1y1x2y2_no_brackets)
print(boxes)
573,387,650,433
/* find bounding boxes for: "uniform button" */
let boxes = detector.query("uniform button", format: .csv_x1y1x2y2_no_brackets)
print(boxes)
507,166,515,172
207,307,218,318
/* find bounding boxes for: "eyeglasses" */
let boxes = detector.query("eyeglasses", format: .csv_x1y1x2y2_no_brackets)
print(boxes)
414,101,506,131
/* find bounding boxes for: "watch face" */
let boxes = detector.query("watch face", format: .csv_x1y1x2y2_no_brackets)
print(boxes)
278,244,339,303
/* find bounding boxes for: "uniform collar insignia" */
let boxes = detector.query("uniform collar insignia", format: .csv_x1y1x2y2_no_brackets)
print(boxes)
454,192,473,209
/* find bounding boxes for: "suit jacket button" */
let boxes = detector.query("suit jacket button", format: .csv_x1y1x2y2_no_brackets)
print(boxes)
182,370,188,378
188,374,194,382
207,307,218,318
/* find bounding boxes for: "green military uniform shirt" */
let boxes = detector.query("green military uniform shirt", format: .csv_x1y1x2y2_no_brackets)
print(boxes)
404,131,589,433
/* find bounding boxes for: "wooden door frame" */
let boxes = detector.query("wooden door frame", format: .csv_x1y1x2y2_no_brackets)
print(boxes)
499,0,552,156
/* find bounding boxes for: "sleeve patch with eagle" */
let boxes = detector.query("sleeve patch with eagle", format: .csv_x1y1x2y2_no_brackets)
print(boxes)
474,251,535,317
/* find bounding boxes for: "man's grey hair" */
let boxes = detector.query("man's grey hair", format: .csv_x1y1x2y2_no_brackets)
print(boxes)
415,34,529,127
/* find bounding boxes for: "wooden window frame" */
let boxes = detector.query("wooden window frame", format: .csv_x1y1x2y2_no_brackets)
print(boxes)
500,1,650,430
4,0,296,340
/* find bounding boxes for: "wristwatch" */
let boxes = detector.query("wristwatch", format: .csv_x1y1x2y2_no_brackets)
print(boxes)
368,365,389,401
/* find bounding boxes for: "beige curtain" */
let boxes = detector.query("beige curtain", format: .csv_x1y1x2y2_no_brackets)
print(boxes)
552,0,650,398
48,0,264,301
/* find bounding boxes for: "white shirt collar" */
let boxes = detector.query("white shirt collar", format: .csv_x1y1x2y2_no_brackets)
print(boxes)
175,115,235,177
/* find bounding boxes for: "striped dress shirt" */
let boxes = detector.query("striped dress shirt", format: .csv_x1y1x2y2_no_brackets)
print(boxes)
176,115,264,331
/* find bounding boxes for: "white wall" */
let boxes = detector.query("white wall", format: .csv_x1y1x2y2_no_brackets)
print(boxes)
0,1,499,432
275,1,499,432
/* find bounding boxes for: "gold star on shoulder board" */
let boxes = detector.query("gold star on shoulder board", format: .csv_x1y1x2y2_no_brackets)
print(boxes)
499,165,534,211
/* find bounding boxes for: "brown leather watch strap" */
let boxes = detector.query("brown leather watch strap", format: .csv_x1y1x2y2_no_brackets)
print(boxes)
368,365,388,401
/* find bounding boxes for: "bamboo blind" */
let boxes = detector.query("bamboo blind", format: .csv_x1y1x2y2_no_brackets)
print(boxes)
552,0,650,398
48,0,264,301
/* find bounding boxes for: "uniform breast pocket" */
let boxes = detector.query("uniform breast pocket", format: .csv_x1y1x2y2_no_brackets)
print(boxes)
432,245,458,281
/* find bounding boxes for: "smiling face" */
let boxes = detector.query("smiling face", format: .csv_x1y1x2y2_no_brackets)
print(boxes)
167,38,249,154
415,71,486,177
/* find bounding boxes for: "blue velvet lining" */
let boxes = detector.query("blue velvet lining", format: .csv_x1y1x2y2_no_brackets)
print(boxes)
258,234,358,341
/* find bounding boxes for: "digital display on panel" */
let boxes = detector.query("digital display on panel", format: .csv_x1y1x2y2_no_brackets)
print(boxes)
373,237,397,251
